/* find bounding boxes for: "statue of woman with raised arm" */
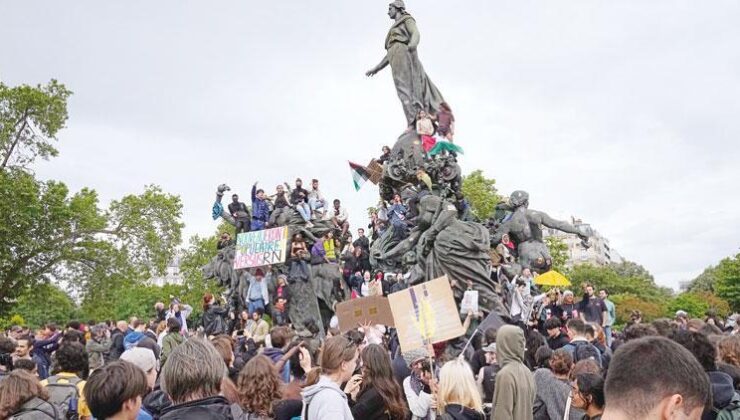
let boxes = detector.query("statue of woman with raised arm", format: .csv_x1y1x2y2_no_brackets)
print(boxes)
366,0,446,126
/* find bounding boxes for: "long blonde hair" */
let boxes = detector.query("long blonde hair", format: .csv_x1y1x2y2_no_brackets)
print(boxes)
437,358,483,413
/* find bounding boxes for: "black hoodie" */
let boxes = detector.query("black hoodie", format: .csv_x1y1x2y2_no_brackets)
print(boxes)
440,404,485,420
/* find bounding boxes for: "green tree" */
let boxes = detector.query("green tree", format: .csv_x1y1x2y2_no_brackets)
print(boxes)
0,80,72,170
667,292,731,319
4,283,78,328
545,236,569,273
715,253,740,312
687,266,718,293
611,294,666,325
0,170,183,313
609,260,654,282
461,170,501,221
565,263,671,302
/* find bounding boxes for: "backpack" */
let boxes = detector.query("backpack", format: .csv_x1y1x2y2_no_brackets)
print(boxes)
571,341,603,368
45,375,81,420
715,392,740,420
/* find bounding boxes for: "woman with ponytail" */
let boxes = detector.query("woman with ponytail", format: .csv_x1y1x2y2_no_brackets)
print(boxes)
301,335,358,420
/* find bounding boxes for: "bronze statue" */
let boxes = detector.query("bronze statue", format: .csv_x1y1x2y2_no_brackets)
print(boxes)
366,0,446,126
491,190,593,274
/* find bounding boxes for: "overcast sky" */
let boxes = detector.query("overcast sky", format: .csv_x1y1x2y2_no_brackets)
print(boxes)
2,1,738,290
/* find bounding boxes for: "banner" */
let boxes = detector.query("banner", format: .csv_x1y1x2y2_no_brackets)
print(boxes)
233,227,289,269
388,275,465,353
335,296,395,332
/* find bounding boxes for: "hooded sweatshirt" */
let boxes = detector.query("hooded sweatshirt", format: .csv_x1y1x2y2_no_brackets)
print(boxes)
492,325,535,420
301,375,353,420
703,371,739,420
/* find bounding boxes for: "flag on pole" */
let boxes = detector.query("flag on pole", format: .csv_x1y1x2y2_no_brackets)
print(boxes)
349,161,371,191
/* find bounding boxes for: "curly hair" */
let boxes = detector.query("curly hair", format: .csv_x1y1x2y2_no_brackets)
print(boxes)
669,330,716,372
236,355,282,416
549,349,573,376
717,335,740,368
0,370,50,419
52,342,89,376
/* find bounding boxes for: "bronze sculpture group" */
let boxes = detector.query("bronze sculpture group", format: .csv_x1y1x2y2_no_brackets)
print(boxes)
204,1,592,335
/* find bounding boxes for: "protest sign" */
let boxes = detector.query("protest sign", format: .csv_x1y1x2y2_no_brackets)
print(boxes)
335,296,395,332
460,290,479,315
388,275,465,353
233,226,289,269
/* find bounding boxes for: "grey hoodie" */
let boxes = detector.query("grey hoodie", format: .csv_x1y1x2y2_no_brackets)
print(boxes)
301,375,353,420
492,325,535,420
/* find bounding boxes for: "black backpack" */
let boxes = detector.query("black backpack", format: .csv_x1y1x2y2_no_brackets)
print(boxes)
572,341,603,368
45,375,81,420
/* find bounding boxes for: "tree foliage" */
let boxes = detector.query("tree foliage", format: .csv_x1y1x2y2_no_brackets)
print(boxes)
686,266,718,294
0,169,183,313
545,236,569,273
667,292,731,319
0,80,71,170
565,263,670,302
715,253,740,312
461,170,501,221
0,283,78,329
611,294,666,325
80,233,221,323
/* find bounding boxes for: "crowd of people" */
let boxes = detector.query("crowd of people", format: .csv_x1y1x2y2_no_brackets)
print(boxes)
1,279,739,420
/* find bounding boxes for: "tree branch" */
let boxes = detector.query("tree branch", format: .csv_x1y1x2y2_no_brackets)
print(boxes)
1,111,30,170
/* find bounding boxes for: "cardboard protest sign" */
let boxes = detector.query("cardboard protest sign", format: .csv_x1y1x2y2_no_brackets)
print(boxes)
335,296,395,332
388,275,465,353
233,226,289,269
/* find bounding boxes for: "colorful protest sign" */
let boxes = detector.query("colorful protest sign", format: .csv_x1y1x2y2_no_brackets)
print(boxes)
335,296,395,332
387,275,465,353
233,227,288,269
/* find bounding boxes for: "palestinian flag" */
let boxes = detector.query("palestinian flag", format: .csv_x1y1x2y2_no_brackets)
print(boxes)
349,161,371,191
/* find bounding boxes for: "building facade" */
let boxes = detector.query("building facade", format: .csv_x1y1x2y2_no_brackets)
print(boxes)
544,217,622,268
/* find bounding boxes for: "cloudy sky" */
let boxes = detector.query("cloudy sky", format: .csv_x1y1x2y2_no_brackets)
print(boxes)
2,1,738,290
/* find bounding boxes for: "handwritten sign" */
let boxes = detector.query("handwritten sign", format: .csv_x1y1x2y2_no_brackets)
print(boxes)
388,275,465,353
335,296,395,332
233,227,288,269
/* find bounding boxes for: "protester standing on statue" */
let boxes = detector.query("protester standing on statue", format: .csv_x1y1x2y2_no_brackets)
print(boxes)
251,182,270,231
366,0,445,126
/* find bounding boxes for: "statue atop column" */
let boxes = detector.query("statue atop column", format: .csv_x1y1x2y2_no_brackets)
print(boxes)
366,0,446,126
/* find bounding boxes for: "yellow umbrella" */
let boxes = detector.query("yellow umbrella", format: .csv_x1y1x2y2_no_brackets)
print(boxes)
534,270,571,287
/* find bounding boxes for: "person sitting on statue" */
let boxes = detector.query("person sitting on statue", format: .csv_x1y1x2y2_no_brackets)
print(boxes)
415,109,437,154
228,194,251,234
310,233,329,265
324,199,350,238
378,145,391,164
290,178,313,227
308,179,326,216
251,182,270,231
323,231,337,263
368,210,387,241
289,233,310,282
217,232,232,250
270,183,290,210
434,101,455,141
387,193,409,241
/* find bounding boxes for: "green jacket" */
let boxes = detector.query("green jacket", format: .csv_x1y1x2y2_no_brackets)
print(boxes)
160,332,185,368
